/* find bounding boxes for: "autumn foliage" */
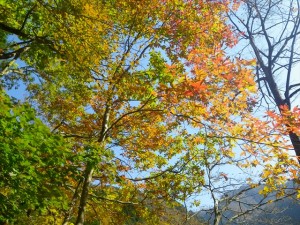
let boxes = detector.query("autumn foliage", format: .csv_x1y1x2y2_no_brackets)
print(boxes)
1,0,299,224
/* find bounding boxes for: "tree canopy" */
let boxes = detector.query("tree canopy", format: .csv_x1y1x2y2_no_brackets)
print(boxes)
1,0,299,224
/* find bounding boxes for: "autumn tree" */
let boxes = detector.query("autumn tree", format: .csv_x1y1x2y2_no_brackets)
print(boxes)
228,0,300,163
197,152,297,225
0,0,279,224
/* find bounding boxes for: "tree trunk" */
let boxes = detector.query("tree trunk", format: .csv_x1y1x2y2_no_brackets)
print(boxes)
214,212,221,225
62,180,82,225
289,132,300,163
75,164,94,225
74,104,110,224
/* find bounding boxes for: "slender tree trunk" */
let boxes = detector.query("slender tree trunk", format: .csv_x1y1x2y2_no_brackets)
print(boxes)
62,180,82,225
75,164,94,225
75,102,110,224
214,212,221,225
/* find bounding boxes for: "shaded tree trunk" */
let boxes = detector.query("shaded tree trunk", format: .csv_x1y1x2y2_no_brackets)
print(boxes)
62,179,83,225
75,164,94,225
289,132,300,163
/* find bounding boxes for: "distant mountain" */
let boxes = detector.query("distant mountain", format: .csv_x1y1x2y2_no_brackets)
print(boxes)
197,181,300,225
